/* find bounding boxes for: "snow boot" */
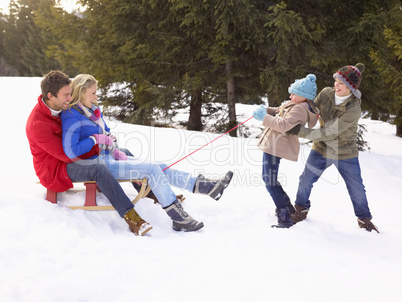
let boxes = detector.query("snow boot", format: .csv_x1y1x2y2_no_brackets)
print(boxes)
274,202,295,216
291,204,309,224
286,202,295,214
164,200,204,232
193,171,233,201
357,217,379,233
124,208,153,236
272,207,294,228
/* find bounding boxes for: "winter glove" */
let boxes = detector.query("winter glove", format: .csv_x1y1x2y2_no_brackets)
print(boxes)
91,133,114,146
107,132,117,142
111,149,128,161
253,105,267,121
286,124,301,135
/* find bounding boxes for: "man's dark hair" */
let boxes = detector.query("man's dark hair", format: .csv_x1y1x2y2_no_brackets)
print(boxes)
41,70,71,101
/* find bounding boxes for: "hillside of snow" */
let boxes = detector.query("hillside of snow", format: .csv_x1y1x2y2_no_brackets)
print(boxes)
1,77,402,302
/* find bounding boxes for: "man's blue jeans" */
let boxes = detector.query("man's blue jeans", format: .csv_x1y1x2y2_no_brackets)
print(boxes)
295,149,372,219
66,159,134,217
262,152,291,209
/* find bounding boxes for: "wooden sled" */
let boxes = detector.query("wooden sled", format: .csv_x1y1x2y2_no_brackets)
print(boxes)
42,178,151,211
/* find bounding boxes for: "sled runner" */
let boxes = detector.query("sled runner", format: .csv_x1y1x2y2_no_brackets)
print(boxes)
41,178,151,211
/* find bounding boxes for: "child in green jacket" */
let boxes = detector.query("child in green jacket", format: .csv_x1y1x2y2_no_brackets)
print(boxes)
288,64,379,233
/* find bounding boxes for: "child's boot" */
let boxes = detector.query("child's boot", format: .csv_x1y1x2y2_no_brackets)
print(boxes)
124,208,153,236
286,201,295,214
164,200,204,232
272,207,293,228
357,217,379,233
291,204,309,223
193,171,233,200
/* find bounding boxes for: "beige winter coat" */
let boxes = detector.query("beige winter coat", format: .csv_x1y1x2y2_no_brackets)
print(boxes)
258,101,318,161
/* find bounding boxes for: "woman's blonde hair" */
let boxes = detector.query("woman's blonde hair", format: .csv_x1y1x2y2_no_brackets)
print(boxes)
69,74,98,108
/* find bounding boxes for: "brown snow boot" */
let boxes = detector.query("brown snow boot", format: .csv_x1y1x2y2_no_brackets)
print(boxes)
291,204,309,224
124,208,153,236
357,218,379,233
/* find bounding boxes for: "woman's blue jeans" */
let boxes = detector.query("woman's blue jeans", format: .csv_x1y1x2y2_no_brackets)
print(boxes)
295,149,372,219
98,153,197,208
262,152,291,209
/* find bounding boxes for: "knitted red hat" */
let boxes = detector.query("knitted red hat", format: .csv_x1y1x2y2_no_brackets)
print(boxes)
333,63,365,98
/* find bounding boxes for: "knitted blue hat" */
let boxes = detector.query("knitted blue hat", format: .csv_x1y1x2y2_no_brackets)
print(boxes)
288,74,317,100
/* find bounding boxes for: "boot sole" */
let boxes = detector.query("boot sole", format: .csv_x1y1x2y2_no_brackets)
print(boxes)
209,171,234,200
138,225,153,236
173,221,204,232
271,223,293,228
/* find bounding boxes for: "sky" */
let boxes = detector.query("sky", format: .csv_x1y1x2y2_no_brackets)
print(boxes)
0,0,10,13
0,0,79,14
0,0,9,12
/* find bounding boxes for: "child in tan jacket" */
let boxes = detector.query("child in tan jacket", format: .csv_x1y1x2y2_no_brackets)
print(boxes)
253,74,320,228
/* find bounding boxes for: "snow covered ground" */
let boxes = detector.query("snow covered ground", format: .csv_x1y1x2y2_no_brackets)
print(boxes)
1,77,402,302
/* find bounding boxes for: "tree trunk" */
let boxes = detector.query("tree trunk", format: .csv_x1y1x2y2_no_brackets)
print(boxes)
187,89,203,131
226,60,237,137
396,110,402,137
396,124,402,137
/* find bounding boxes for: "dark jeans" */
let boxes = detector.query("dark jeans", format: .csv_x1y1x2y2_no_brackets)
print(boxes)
295,149,372,219
262,152,291,209
66,158,134,217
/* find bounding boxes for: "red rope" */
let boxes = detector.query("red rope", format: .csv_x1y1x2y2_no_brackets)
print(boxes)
163,116,254,171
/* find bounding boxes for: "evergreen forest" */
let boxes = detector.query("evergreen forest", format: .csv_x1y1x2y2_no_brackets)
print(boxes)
1,0,401,136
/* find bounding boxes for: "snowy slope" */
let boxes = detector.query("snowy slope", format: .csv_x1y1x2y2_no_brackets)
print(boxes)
1,77,401,302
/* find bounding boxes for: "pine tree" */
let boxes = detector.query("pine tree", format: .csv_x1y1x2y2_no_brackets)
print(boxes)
260,1,318,106
206,0,273,136
0,9,18,75
35,0,275,133
31,0,400,137
261,0,401,137
2,0,62,75
369,2,402,136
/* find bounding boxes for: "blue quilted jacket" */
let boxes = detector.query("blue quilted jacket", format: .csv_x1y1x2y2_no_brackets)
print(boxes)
61,106,110,159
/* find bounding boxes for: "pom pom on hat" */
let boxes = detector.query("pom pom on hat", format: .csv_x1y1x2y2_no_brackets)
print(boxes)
355,63,365,73
333,63,365,98
306,74,316,81
288,74,317,100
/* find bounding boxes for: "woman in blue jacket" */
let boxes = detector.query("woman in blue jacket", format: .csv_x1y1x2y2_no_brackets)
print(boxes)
61,74,233,234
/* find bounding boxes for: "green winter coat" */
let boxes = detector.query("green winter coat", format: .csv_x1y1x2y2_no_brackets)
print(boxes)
297,87,361,160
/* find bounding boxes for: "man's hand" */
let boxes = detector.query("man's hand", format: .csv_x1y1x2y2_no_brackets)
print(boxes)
286,124,301,135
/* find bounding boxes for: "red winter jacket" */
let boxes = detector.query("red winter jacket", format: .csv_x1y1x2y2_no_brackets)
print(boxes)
26,95,98,192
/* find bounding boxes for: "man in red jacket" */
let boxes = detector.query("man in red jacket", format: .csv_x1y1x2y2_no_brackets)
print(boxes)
26,70,153,236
